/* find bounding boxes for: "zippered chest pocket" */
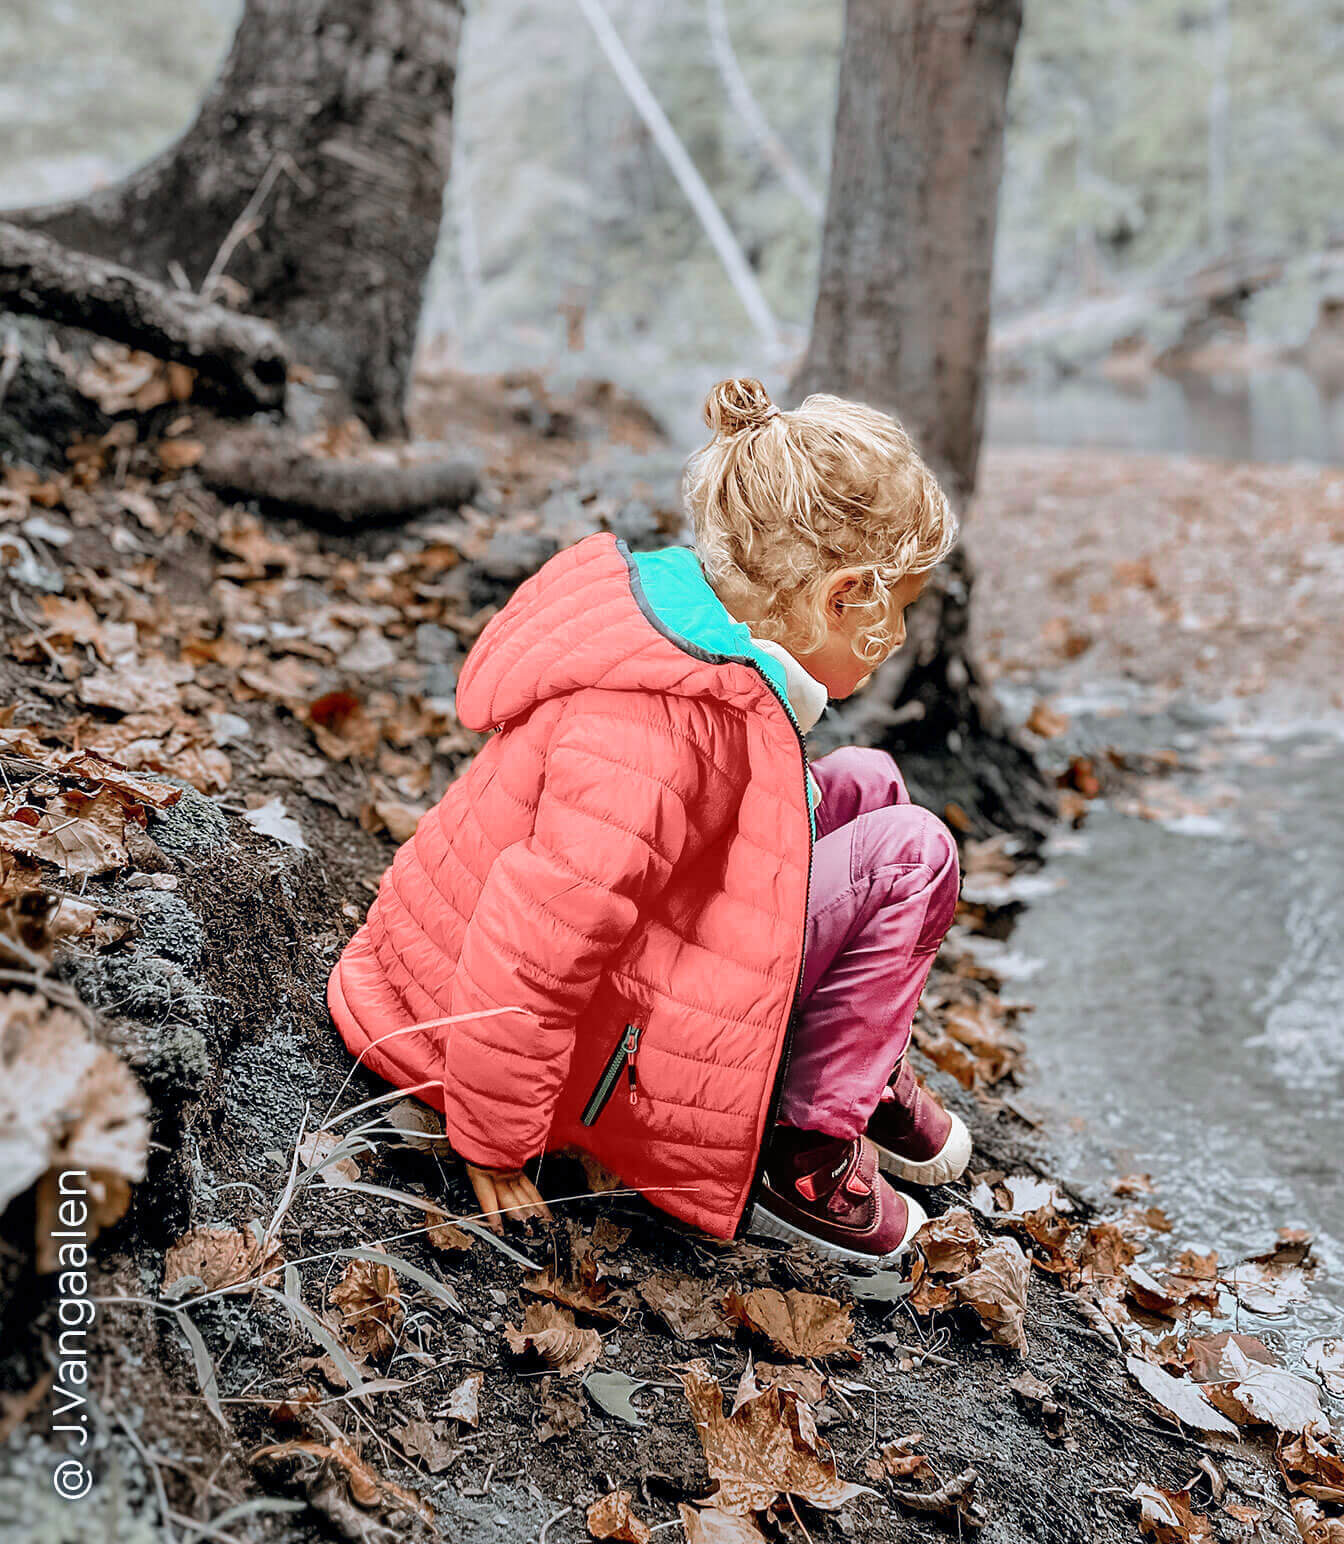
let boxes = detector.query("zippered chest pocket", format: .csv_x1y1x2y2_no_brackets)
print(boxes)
581,1022,644,1127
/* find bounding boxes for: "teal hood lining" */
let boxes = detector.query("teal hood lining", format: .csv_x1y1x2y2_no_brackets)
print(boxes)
622,544,797,727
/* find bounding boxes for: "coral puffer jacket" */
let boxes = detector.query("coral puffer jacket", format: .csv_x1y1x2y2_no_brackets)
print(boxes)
328,532,815,1239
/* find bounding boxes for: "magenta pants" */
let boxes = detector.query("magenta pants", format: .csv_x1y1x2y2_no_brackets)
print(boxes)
778,747,960,1138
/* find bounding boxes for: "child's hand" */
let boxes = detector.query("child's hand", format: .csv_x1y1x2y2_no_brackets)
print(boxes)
464,1162,553,1233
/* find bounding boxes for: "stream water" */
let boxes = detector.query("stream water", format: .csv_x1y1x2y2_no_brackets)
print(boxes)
985,688,1344,1360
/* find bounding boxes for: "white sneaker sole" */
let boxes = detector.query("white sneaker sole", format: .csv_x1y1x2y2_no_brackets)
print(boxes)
746,1191,928,1267
872,1110,973,1187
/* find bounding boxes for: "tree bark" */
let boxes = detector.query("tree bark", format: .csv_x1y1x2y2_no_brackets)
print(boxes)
0,222,288,411
5,0,463,439
793,0,1055,842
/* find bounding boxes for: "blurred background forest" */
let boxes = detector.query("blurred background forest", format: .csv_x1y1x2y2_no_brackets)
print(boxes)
5,0,1343,455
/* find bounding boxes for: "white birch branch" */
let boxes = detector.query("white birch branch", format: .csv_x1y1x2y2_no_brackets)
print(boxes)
705,0,823,219
574,0,780,349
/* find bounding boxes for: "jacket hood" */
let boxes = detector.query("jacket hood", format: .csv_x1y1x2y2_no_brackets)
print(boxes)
454,532,799,734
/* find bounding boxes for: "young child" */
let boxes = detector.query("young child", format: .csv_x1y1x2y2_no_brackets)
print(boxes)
328,376,971,1264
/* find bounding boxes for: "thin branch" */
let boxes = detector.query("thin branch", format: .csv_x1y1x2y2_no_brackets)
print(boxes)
575,0,780,349
705,0,823,217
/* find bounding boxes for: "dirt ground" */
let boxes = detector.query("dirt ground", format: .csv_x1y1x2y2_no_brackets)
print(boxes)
0,362,1330,1544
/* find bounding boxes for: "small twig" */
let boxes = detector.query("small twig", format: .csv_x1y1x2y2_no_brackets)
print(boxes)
200,153,300,305
538,1504,573,1544
0,326,20,409
114,1410,178,1544
36,885,142,923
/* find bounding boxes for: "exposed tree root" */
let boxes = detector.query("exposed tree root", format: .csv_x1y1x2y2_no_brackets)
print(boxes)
199,426,479,529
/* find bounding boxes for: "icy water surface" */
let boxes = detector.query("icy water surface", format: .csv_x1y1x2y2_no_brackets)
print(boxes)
1002,701,1344,1351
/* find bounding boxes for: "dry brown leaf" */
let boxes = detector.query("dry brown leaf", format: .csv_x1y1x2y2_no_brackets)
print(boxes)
504,1301,602,1375
1113,1172,1155,1197
1279,1431,1344,1506
78,657,193,716
916,1207,981,1276
953,1238,1031,1353
423,1205,472,1253
1293,1498,1344,1543
679,1359,872,1515
440,1369,483,1428
0,992,149,1272
1131,1482,1213,1543
535,1376,587,1442
732,1358,827,1415
1125,1355,1238,1434
1206,1342,1328,1435
162,1226,282,1295
329,1258,403,1362
586,1490,651,1543
722,1287,855,1361
158,439,205,472
0,790,129,877
1182,1332,1276,1383
941,998,1025,1085
872,1433,932,1481
1077,1221,1138,1283
252,1435,432,1525
296,1129,360,1187
1228,1257,1311,1315
639,1271,733,1341
395,1419,458,1473
524,1259,624,1322
677,1506,767,1544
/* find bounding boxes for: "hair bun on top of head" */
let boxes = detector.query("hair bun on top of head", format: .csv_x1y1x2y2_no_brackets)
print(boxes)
703,376,782,436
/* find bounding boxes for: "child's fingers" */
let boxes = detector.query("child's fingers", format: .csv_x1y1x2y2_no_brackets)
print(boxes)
468,1167,503,1233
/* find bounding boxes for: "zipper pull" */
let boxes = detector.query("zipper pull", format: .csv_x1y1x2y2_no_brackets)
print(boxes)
624,1024,641,1106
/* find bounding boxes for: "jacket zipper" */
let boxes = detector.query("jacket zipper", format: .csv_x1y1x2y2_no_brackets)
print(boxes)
581,1022,644,1126
734,674,815,1237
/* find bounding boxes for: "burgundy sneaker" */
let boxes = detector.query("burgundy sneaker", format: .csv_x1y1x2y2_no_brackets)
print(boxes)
867,1060,972,1186
747,1128,926,1265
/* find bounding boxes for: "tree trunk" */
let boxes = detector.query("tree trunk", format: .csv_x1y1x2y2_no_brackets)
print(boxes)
793,0,1055,842
5,0,463,439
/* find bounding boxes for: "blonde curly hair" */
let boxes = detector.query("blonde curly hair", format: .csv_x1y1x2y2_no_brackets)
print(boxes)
683,376,958,664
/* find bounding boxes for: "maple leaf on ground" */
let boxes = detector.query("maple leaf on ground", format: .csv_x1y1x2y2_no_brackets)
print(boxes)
1182,1332,1276,1383
953,1238,1031,1353
524,1259,625,1322
1077,1222,1139,1285
732,1358,827,1415
329,1258,404,1362
1131,1483,1213,1543
504,1301,602,1376
162,1226,282,1296
679,1360,872,1516
722,1287,856,1361
677,1505,767,1543
586,1489,651,1543
1227,1256,1312,1316
1292,1497,1344,1543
